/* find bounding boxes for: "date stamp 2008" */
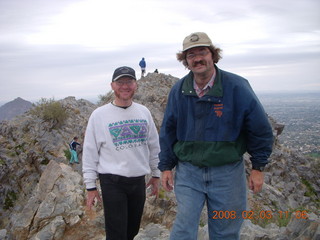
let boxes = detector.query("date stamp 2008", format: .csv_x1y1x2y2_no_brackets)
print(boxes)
211,210,309,220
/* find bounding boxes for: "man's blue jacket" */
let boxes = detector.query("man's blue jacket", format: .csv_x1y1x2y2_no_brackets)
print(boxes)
158,65,274,171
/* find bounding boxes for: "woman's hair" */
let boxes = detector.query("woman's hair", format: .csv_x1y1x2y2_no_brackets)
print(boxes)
176,45,223,68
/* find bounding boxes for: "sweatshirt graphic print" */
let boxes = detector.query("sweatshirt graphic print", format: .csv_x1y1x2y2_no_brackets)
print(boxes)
109,119,148,150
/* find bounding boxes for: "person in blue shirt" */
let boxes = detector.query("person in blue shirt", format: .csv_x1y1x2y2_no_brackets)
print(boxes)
158,32,274,240
139,57,146,77
69,136,81,164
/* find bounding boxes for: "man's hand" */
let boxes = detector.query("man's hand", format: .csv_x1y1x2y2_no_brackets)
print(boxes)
146,177,160,197
249,170,264,194
86,190,102,210
161,170,174,192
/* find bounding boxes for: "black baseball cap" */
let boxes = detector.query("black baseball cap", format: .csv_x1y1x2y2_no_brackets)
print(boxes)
112,66,136,82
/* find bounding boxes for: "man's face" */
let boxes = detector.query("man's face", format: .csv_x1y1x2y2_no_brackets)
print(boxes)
185,46,215,75
111,76,137,101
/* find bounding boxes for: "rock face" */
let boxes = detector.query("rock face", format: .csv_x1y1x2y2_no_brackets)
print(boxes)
0,96,95,239
0,97,33,122
0,73,319,240
10,160,84,240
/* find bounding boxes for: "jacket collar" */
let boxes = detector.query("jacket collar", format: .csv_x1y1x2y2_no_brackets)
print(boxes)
181,65,223,97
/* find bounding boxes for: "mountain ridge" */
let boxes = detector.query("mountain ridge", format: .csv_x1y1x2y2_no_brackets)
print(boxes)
0,72,318,240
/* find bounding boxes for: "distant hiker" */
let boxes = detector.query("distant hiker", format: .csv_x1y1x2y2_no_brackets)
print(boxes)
154,69,159,73
139,57,146,77
69,137,81,164
82,66,160,240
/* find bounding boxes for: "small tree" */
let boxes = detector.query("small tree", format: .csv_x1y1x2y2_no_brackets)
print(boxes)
31,98,68,129
98,90,114,105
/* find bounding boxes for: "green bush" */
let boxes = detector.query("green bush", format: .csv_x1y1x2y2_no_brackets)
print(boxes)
64,148,71,161
31,98,68,129
0,159,5,166
4,191,17,210
301,178,317,197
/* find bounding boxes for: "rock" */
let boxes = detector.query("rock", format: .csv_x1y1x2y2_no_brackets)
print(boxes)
134,223,169,240
0,229,7,239
284,212,320,239
197,225,209,240
240,220,269,239
10,160,84,239
29,216,65,240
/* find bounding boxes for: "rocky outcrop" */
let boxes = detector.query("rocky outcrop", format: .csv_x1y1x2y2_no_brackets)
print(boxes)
0,74,319,239
134,73,179,130
10,160,84,239
0,96,95,237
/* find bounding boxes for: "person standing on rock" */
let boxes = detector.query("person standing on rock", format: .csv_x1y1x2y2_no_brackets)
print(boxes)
139,57,146,77
69,136,80,164
82,66,160,240
158,32,274,240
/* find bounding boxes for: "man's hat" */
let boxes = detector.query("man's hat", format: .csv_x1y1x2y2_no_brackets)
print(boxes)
112,66,136,82
182,32,213,52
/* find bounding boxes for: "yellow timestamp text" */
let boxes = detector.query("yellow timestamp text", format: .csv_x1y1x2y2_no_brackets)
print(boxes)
212,210,309,220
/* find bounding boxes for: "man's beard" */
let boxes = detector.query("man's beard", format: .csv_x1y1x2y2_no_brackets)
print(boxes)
114,90,135,101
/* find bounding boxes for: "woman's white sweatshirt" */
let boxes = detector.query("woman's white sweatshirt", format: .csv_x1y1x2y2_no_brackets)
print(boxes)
82,102,160,189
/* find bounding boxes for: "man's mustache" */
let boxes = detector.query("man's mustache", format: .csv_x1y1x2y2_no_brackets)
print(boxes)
192,60,205,67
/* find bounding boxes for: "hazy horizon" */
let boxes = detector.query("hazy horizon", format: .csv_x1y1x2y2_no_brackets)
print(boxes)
0,89,319,108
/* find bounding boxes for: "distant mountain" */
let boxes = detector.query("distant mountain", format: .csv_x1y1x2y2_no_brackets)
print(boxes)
0,97,33,121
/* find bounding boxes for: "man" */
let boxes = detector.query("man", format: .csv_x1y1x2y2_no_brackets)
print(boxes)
82,66,160,240
158,32,274,240
139,57,146,77
69,136,80,164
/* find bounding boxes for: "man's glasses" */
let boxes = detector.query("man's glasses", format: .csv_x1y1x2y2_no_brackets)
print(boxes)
115,79,135,86
186,49,210,60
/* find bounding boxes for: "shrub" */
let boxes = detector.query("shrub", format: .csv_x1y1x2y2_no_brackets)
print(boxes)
4,191,17,210
0,159,5,166
98,91,113,104
31,98,68,129
64,148,71,161
301,178,317,197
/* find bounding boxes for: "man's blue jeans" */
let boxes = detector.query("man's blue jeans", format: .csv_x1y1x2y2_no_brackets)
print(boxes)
170,160,247,240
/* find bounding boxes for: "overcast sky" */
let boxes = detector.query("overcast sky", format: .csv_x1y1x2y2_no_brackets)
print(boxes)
1,0,319,105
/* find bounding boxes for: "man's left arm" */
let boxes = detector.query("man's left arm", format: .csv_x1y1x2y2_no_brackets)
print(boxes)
245,97,274,193
146,112,161,192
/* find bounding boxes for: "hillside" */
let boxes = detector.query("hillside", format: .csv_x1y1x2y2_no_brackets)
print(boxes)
0,73,319,240
0,97,32,122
